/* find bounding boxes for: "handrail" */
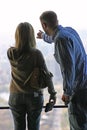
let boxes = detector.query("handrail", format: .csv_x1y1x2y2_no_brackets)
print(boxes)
0,105,68,109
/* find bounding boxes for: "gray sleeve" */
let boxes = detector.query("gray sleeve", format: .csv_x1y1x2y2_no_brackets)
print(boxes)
37,50,56,95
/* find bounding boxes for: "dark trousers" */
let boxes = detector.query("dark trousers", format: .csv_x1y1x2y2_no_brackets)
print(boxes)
9,92,44,130
68,89,87,130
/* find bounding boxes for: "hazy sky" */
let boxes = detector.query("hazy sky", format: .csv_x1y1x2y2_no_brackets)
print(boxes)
0,0,87,101
0,0,87,46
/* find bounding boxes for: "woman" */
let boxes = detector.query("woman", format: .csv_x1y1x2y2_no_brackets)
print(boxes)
7,22,56,130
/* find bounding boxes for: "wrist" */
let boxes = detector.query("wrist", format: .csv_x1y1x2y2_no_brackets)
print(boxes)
41,32,45,39
50,91,57,96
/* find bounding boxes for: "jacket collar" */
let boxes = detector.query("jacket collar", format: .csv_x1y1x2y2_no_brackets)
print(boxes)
52,25,62,40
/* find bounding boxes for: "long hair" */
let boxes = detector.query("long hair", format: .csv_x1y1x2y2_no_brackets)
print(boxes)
15,22,36,53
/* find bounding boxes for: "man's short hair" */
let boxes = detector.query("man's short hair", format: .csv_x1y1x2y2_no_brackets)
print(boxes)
40,11,58,29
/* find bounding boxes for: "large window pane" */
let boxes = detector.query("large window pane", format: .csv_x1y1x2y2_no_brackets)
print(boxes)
0,108,69,130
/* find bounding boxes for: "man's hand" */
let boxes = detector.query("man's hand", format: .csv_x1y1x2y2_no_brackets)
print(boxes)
62,94,70,105
37,30,43,39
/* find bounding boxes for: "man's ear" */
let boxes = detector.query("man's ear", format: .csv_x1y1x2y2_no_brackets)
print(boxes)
42,22,47,29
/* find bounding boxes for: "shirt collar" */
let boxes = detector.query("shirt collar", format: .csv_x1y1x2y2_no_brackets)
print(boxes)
52,25,63,41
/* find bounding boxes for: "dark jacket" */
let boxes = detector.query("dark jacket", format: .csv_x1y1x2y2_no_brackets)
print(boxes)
7,47,55,94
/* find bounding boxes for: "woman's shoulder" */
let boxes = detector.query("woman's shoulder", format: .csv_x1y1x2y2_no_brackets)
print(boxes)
30,48,45,63
31,48,43,56
7,47,17,53
7,47,17,58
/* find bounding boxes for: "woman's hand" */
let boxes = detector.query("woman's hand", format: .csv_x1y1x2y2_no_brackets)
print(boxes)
49,92,57,105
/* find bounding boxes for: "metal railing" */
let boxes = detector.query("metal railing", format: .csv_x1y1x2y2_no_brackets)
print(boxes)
0,105,69,130
0,105,68,109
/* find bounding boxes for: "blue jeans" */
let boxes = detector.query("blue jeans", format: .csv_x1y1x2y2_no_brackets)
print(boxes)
9,92,44,130
68,89,87,130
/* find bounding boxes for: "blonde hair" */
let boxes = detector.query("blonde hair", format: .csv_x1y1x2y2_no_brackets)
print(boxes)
15,22,36,52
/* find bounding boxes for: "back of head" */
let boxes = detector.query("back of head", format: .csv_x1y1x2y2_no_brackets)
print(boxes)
40,11,58,29
15,22,36,53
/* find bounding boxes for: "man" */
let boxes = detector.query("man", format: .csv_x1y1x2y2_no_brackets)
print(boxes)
37,11,87,130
